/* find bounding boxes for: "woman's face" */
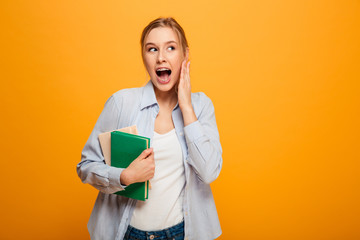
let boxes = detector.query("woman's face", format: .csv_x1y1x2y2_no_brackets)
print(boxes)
143,27,186,94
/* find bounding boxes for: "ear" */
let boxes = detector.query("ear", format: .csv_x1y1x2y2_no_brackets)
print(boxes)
185,47,190,62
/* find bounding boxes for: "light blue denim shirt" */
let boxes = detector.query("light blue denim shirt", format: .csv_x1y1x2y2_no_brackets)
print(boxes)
77,81,223,240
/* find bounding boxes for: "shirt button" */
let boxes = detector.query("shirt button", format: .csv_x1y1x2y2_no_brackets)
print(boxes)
149,235,155,239
179,132,184,136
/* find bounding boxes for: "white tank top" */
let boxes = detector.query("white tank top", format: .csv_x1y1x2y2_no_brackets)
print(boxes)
130,129,185,231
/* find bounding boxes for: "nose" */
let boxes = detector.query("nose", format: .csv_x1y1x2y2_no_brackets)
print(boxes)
156,49,166,63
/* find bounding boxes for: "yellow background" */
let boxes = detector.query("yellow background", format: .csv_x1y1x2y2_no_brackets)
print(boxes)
1,0,359,239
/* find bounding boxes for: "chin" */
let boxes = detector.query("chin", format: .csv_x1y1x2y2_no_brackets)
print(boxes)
151,76,175,90
153,81,177,93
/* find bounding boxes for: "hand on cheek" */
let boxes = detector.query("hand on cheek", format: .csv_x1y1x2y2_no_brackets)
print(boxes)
178,59,190,108
178,58,197,126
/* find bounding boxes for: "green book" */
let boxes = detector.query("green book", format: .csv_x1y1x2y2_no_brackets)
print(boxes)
110,131,150,201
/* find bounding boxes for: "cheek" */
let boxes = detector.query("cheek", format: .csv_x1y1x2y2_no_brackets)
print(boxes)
170,55,184,69
144,58,155,73
172,66,182,81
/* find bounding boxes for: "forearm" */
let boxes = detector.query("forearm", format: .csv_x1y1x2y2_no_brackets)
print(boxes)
77,159,126,194
180,105,197,126
184,121,223,184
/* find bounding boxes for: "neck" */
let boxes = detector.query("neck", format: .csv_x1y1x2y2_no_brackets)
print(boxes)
154,87,178,109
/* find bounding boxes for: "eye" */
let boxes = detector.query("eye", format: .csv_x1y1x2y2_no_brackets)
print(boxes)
167,46,175,51
148,47,157,52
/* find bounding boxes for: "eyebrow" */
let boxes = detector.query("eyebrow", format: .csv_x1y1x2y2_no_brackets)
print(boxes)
145,41,178,47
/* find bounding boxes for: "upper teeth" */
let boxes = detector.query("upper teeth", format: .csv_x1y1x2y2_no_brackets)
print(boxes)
157,68,169,71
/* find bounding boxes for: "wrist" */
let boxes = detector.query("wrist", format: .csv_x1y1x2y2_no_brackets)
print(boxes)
181,106,197,126
120,169,133,186
179,103,193,113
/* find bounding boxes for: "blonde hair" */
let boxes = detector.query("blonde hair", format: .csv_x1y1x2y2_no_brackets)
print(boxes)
140,17,189,57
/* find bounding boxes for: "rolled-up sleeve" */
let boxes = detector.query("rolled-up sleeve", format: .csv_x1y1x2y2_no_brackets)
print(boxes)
183,94,223,184
77,95,126,194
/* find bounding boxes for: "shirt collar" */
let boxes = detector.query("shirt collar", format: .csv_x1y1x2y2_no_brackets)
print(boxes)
140,80,158,110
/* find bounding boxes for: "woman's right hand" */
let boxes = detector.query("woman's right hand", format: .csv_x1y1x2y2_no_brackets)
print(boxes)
120,148,155,186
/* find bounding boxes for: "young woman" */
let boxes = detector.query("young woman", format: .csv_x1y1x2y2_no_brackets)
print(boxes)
77,17,223,240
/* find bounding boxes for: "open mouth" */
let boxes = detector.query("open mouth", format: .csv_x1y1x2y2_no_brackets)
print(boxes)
156,68,172,83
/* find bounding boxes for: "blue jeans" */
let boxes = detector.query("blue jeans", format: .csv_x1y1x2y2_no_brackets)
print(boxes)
123,221,184,240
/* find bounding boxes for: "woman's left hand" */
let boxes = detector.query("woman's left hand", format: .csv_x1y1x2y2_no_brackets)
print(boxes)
178,59,197,126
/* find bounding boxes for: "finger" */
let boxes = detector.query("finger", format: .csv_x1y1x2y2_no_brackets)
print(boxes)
184,60,189,84
181,60,186,80
182,61,189,88
184,52,189,63
186,61,190,83
138,148,153,160
179,60,185,83
145,151,155,162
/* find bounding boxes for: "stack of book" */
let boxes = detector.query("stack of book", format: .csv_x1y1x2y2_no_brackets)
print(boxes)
99,126,149,201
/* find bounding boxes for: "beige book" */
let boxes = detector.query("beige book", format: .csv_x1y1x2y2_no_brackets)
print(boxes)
98,125,138,165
